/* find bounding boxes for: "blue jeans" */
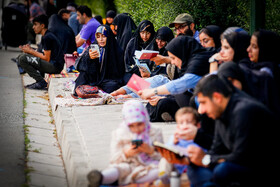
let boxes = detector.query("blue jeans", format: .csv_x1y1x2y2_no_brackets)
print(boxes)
187,162,251,187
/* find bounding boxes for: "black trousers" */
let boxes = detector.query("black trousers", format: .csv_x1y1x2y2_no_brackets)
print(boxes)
146,96,179,122
18,53,61,82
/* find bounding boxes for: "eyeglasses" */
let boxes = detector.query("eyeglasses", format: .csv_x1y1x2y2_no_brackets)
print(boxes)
174,23,188,31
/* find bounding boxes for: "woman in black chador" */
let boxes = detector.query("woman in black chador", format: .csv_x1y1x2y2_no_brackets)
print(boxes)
74,25,125,94
123,20,157,83
112,13,137,51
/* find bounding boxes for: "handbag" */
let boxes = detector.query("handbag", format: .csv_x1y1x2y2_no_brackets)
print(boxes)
75,85,101,99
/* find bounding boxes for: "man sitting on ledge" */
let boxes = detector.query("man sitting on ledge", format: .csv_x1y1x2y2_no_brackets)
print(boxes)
18,14,64,90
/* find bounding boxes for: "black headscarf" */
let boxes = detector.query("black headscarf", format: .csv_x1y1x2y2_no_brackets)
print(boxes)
48,14,76,54
165,35,214,76
94,15,103,25
250,29,280,74
124,20,156,72
155,26,174,56
223,32,250,63
112,13,137,51
133,20,156,49
201,25,223,49
75,25,125,87
106,10,116,18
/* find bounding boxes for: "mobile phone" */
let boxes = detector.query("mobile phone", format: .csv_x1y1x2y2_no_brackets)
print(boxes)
90,44,100,57
131,139,143,148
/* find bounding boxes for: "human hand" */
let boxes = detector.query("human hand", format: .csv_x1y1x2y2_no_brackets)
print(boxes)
114,95,132,99
186,145,205,166
19,44,33,54
124,144,140,158
151,55,167,65
138,89,155,100
137,142,154,155
147,96,164,106
176,124,198,141
73,51,78,57
89,49,99,59
139,68,150,78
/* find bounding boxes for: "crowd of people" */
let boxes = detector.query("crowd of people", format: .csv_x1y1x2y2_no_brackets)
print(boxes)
15,1,280,187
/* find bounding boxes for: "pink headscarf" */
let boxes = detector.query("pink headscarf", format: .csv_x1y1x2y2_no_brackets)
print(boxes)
122,100,151,145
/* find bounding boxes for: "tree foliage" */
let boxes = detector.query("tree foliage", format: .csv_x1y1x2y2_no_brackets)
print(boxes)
114,0,279,34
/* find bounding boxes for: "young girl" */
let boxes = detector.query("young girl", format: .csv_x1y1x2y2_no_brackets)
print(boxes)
87,100,164,187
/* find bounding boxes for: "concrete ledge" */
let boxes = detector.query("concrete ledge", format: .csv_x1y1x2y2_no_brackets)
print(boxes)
48,77,176,187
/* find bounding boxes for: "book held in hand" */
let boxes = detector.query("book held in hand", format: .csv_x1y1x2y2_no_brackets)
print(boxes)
135,50,159,60
153,141,190,165
127,74,151,92
133,57,151,74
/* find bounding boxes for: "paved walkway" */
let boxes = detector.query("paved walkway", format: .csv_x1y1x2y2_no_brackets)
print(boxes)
23,75,68,187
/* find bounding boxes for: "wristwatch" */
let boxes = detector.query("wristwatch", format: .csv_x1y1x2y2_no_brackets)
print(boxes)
154,88,158,95
209,56,218,63
202,154,211,166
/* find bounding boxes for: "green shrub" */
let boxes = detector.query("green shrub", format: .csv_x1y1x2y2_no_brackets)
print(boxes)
114,0,279,34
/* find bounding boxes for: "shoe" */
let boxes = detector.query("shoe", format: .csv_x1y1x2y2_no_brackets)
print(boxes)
18,65,26,74
161,112,174,122
87,170,102,187
25,79,47,90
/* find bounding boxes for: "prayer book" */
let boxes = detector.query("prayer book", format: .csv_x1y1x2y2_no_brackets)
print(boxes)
153,141,190,165
134,50,159,60
133,57,151,74
127,74,151,92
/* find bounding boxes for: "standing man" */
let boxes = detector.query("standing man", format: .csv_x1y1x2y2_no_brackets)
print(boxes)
75,5,100,48
186,74,277,186
18,14,64,90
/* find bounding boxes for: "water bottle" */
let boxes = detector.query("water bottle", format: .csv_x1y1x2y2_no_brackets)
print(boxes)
170,171,180,187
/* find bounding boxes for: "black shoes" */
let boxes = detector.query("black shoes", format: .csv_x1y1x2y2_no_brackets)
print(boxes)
87,170,103,187
25,79,48,90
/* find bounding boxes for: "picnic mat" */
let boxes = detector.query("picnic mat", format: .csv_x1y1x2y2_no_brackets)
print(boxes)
45,70,79,83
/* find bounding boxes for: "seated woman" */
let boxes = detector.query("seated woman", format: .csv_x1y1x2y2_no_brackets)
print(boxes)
199,25,223,50
209,29,250,73
241,29,280,116
152,26,174,77
139,36,215,120
112,13,137,51
123,20,157,83
74,25,125,95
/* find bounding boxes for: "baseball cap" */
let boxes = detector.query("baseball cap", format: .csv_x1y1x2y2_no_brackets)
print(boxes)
169,13,194,28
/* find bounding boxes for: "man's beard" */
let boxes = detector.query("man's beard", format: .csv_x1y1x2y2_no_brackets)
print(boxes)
184,28,193,37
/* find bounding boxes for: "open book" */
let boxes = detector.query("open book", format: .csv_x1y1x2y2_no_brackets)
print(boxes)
127,74,151,92
153,141,190,165
135,50,159,60
133,57,151,74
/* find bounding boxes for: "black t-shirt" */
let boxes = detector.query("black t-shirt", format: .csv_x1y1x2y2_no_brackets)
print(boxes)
40,30,65,70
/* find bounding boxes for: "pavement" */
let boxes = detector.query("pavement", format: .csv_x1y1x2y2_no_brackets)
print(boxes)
0,47,25,187
0,47,176,187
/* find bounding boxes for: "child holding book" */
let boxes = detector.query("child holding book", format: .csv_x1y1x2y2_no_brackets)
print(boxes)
87,100,164,187
157,107,204,184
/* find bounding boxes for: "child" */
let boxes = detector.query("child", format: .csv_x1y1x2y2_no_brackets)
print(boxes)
157,107,203,183
87,100,164,187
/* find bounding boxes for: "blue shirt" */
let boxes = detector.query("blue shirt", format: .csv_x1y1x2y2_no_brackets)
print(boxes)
166,135,199,174
123,75,170,98
79,18,101,46
165,73,201,95
194,30,200,43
